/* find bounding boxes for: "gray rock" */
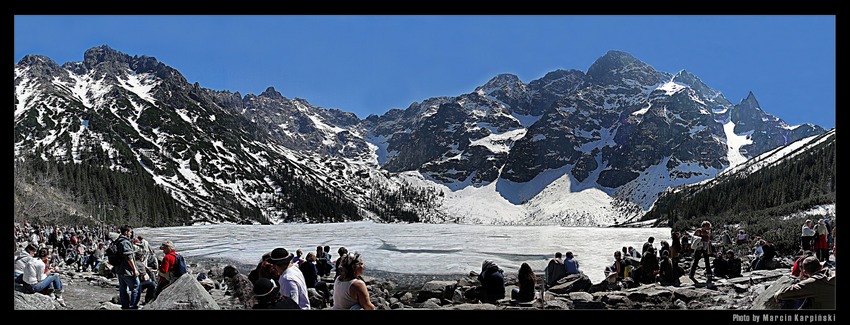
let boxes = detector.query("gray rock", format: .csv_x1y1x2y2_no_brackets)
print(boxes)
419,298,442,309
543,298,570,310
456,275,479,287
145,274,220,310
373,296,391,310
674,299,688,309
752,275,797,310
14,291,66,310
573,300,606,309
390,301,405,309
398,292,414,305
673,287,717,302
548,273,592,294
568,292,594,302
441,303,501,310
416,280,457,302
600,294,630,305
99,302,123,310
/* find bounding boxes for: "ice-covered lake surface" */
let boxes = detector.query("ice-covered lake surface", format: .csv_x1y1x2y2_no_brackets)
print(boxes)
136,221,671,284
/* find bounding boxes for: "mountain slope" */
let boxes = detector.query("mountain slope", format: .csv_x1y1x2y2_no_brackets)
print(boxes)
14,46,829,226
644,129,835,226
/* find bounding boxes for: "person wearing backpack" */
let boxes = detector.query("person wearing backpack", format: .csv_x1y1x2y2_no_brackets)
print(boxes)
155,240,183,297
114,225,140,309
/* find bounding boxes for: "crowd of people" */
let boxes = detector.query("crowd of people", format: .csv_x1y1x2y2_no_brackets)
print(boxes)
14,217,837,310
14,222,187,309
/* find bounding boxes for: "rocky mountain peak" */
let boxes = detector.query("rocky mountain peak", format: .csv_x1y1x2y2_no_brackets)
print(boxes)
259,86,285,100
739,91,761,111
83,45,130,69
587,50,662,86
16,54,63,77
476,73,525,93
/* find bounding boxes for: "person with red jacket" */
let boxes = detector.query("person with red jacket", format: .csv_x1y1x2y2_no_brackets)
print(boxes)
155,240,178,297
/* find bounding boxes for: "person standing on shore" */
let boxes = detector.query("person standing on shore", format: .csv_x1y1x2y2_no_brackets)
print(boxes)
689,221,713,282
115,225,140,309
801,220,816,252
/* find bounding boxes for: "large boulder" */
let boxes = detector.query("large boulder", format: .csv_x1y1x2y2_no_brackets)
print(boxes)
752,275,797,310
548,273,592,294
14,292,66,310
416,280,457,302
145,274,221,310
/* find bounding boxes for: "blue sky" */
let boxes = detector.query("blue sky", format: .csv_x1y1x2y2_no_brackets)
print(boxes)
14,15,835,129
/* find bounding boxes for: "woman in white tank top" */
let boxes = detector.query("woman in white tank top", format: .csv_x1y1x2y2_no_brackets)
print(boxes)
333,252,376,310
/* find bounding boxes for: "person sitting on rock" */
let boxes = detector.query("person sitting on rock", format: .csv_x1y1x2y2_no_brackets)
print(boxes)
659,240,671,260
657,250,679,286
628,246,642,259
332,251,375,310
544,252,567,288
270,247,311,309
642,236,656,256
477,259,505,303
774,256,835,309
223,265,256,309
563,251,580,275
14,244,38,285
22,248,65,306
725,249,742,278
135,248,158,305
605,250,627,282
511,262,537,302
635,250,659,284
247,252,280,284
300,252,331,307
791,250,815,280
712,250,729,278
291,248,304,268
252,277,299,309
334,246,348,279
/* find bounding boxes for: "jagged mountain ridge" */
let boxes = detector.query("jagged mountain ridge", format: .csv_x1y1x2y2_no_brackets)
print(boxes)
367,50,826,225
14,46,827,226
14,46,442,225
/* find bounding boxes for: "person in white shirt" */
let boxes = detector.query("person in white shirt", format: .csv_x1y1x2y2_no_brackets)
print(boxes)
22,248,65,306
269,247,310,309
14,244,38,284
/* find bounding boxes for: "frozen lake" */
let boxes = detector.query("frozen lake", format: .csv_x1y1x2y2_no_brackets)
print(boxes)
136,221,670,284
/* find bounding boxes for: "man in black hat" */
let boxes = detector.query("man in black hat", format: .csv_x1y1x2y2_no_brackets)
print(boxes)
252,277,299,309
270,247,311,309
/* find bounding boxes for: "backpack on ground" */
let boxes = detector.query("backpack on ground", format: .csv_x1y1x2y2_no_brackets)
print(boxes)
171,253,187,278
105,237,126,267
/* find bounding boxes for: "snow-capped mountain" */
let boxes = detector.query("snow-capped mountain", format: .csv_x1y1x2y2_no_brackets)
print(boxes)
14,46,441,225
366,50,826,226
14,46,828,226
